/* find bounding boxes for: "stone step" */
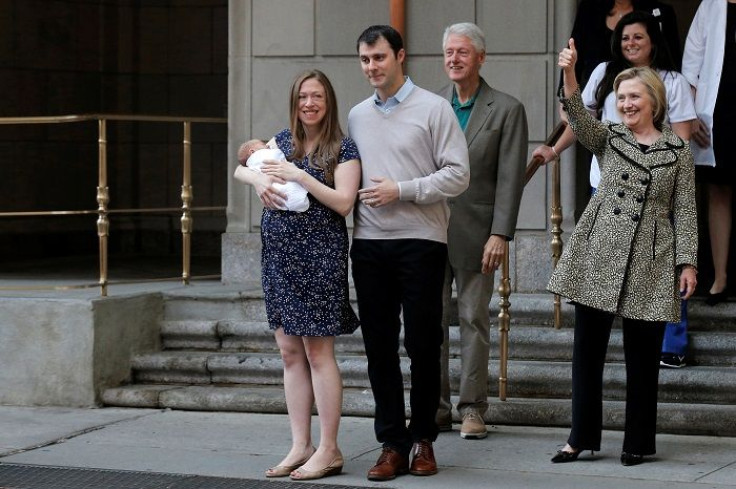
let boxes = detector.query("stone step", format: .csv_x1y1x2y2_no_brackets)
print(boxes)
100,286,736,438
503,325,736,366
160,319,368,354
128,351,736,405
492,294,736,331
160,287,736,331
159,320,736,366
162,284,268,323
101,384,736,436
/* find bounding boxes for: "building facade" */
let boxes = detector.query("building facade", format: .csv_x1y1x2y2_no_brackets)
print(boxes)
0,0,704,291
225,0,579,291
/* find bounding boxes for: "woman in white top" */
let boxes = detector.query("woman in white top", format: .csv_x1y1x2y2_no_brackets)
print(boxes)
682,0,736,305
533,11,695,188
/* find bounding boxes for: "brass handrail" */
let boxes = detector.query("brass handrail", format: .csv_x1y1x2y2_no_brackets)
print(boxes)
497,240,512,400
0,114,227,124
524,121,568,185
497,120,568,401
0,114,227,296
97,119,110,295
0,207,225,217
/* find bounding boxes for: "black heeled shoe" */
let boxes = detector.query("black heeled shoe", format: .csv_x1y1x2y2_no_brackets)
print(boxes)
551,447,596,463
705,290,728,306
620,452,644,466
551,449,579,463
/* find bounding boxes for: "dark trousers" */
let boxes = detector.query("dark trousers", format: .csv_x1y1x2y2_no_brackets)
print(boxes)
569,304,665,455
351,238,446,456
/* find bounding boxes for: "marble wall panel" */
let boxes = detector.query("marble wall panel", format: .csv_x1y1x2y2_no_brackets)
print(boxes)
316,0,389,55
478,0,547,53
252,0,314,57
406,0,475,55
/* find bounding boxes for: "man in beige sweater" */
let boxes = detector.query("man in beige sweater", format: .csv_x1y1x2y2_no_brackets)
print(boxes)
348,24,469,482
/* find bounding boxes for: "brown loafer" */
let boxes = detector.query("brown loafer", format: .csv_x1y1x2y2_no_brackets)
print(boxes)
367,446,409,481
409,440,437,476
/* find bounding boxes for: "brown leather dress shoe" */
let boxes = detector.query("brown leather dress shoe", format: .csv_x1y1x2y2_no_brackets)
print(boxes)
409,440,438,476
367,446,409,481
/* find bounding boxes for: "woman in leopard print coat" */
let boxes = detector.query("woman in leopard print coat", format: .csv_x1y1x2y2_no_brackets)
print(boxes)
548,39,698,467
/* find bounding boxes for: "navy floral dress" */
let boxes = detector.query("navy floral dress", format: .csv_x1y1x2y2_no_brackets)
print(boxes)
261,129,360,336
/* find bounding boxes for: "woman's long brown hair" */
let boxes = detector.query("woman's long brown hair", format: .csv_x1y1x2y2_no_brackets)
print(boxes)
288,70,344,187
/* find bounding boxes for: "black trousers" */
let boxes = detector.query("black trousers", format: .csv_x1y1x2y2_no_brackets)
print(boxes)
569,304,665,455
351,238,446,456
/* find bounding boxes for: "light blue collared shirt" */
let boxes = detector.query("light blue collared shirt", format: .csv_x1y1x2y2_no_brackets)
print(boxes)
372,77,415,113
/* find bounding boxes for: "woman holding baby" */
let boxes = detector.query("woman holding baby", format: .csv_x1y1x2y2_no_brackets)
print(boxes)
234,69,361,481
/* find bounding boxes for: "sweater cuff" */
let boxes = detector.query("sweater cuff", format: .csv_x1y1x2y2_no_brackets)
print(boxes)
397,180,416,202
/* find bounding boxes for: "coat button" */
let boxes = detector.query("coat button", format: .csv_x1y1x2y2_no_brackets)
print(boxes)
622,173,629,180
640,177,650,185
614,208,621,215
618,190,625,198
632,214,640,222
636,195,644,203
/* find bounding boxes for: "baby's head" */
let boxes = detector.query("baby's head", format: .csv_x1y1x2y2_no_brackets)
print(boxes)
238,139,268,165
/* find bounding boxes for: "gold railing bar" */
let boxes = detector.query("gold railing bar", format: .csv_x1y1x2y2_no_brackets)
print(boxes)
0,274,222,292
522,121,568,330
0,210,99,217
107,206,226,214
491,120,571,399
1,113,226,295
106,274,221,285
97,119,110,296
97,114,226,123
550,157,564,329
0,206,226,218
181,121,193,285
524,121,568,185
498,240,511,401
109,206,226,213
0,283,101,291
0,114,226,124
109,206,225,214
0,115,93,124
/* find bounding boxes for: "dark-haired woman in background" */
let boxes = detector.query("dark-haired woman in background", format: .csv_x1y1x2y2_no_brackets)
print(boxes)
534,11,695,187
568,0,681,88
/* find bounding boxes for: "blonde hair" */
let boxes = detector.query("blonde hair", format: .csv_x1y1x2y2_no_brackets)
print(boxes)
288,70,344,186
614,67,667,129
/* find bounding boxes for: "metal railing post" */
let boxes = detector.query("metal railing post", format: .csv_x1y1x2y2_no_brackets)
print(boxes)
498,240,511,400
550,157,563,329
181,121,193,285
524,121,568,329
96,118,110,296
0,113,232,293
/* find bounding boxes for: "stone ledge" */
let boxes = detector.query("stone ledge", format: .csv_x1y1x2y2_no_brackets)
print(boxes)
101,384,736,436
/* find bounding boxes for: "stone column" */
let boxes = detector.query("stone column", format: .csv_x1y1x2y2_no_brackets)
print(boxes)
223,0,261,283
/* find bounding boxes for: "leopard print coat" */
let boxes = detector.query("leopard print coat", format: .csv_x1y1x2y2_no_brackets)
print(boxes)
547,89,697,322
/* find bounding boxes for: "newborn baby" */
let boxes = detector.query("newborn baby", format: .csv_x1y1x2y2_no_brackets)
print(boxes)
238,139,310,212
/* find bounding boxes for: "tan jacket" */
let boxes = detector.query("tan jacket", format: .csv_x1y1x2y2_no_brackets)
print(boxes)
548,89,697,322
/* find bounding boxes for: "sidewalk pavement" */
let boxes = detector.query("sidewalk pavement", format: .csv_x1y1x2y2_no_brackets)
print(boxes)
1,406,735,488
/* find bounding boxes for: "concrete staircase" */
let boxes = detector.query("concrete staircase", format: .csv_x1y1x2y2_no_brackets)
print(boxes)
102,285,736,436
